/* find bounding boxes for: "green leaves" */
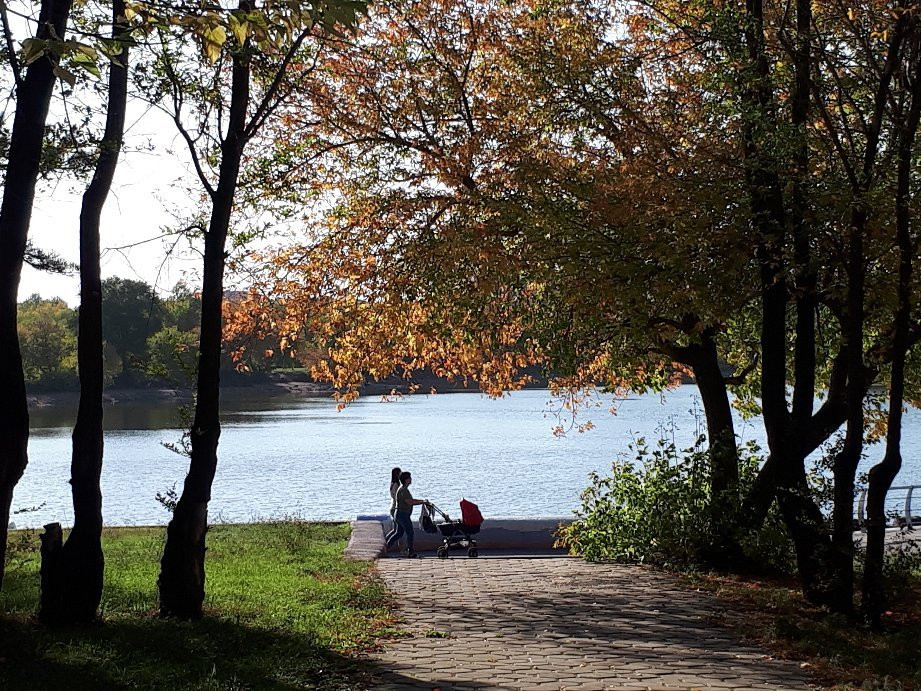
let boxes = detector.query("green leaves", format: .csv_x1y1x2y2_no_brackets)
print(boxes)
315,0,367,32
21,34,115,84
52,64,77,86
227,12,249,45
122,0,368,65
20,38,46,65
70,42,100,77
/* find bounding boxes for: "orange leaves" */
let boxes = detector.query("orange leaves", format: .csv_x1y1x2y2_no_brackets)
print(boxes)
228,0,756,416
230,222,547,405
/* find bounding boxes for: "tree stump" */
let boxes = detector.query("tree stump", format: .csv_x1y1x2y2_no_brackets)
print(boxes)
39,522,65,624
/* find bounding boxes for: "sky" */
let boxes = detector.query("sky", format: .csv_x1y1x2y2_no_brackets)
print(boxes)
19,100,206,305
3,1,206,305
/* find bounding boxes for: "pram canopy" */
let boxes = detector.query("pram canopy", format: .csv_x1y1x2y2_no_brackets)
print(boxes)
460,498,483,527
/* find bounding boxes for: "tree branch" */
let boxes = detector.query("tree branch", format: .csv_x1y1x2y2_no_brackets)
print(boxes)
245,27,312,139
159,32,216,199
0,0,22,90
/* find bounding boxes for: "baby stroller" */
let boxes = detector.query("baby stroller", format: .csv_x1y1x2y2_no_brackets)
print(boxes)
423,499,483,558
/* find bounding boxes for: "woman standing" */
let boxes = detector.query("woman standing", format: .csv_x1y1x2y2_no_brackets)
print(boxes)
388,466,402,551
386,471,429,557
389,466,401,520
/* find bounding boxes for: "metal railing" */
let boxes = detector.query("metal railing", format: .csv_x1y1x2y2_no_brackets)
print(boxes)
856,485,920,528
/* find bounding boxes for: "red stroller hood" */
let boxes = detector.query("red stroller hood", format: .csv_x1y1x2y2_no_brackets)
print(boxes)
459,498,484,527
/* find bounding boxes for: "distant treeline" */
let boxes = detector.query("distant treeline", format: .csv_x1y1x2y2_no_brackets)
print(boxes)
18,277,286,392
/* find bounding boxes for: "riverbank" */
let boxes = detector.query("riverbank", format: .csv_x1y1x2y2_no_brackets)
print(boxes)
26,379,332,409
4,521,920,689
0,522,393,690
25,367,539,409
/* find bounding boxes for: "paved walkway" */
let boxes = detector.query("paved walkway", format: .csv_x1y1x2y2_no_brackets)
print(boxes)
365,556,812,690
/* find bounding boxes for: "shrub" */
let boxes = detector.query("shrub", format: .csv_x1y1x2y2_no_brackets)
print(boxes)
557,436,796,573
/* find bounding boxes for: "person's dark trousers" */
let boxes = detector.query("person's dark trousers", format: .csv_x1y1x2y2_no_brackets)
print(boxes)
388,510,414,552
385,520,404,548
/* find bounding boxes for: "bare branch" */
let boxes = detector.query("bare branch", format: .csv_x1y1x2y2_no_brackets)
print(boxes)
245,27,313,138
158,30,216,198
101,225,203,253
723,353,759,386
0,0,22,89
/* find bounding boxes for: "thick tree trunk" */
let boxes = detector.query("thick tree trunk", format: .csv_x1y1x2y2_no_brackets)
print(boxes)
829,9,909,616
663,329,741,562
773,443,840,605
741,0,840,606
862,39,920,625
690,344,742,565
660,328,741,563
690,331,739,498
0,0,73,590
38,0,130,624
663,329,739,499
158,43,250,619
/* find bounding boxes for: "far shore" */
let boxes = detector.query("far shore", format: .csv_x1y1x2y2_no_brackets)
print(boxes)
26,379,333,409
25,370,536,409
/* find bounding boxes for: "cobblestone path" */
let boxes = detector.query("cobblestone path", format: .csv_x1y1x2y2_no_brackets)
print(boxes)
365,557,812,690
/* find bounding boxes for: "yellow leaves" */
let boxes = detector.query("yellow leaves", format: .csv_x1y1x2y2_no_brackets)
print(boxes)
847,7,858,22
201,25,227,64
229,231,546,408
228,13,250,45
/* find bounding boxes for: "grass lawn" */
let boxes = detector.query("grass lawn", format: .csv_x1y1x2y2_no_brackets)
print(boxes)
1,522,397,690
691,571,921,690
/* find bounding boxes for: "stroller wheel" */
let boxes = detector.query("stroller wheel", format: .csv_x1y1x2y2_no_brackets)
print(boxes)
467,547,478,558
437,547,448,559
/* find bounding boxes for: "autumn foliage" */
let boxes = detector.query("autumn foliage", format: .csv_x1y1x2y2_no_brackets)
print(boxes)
229,0,743,403
224,0,921,619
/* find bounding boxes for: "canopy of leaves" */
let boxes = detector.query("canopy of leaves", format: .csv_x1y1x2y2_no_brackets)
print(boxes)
227,0,921,422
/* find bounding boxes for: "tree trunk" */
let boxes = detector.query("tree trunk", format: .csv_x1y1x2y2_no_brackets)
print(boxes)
828,201,870,616
158,42,250,619
861,34,921,625
39,0,130,624
664,328,739,503
829,7,909,616
744,349,849,524
663,329,740,499
773,443,840,605
741,0,841,606
689,335,743,564
0,0,73,590
790,0,816,433
0,484,13,588
691,330,739,497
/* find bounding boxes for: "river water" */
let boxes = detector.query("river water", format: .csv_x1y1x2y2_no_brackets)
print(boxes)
10,387,921,528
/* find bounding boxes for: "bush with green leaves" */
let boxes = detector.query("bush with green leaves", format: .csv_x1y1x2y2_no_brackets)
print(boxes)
557,436,796,573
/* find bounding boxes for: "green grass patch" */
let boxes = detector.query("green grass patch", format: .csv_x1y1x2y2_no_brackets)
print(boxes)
1,522,397,690
690,572,921,690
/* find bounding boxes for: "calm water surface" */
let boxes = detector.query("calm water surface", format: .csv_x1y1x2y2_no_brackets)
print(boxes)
11,387,921,527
